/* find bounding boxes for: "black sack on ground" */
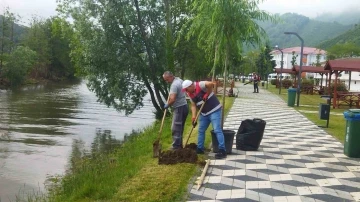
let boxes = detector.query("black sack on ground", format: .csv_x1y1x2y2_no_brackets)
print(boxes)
236,118,266,151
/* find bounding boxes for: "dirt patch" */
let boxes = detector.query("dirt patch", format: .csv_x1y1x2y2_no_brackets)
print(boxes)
184,143,197,150
158,148,198,165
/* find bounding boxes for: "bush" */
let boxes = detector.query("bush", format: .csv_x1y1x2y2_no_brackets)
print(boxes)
282,79,292,89
301,78,314,87
270,79,277,85
323,82,348,95
3,46,37,86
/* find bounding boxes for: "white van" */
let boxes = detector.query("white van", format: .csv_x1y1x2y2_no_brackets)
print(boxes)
268,73,291,80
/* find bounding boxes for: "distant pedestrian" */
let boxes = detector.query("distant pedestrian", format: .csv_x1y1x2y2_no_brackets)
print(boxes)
252,72,260,93
162,71,189,150
181,80,227,159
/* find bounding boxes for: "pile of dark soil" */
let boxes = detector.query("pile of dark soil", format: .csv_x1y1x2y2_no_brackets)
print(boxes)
158,146,198,165
184,143,197,150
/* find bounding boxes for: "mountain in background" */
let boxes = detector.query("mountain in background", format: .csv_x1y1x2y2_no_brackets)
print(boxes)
313,9,360,25
317,25,360,49
0,15,27,43
256,13,353,49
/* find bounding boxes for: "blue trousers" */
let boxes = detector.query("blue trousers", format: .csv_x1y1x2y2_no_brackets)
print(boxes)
197,109,226,151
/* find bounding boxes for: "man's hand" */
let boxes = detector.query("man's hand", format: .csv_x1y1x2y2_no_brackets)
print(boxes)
192,117,197,127
203,93,209,101
163,103,169,109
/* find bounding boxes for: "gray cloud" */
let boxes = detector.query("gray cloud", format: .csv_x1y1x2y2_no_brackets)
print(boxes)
259,0,360,18
1,0,359,25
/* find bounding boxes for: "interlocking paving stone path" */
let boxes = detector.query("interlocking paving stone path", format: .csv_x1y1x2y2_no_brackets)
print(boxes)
187,83,360,202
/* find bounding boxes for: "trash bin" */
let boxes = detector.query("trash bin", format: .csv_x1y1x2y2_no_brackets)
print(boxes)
242,78,245,83
261,82,265,87
287,88,297,107
211,130,235,154
236,119,266,151
343,109,360,158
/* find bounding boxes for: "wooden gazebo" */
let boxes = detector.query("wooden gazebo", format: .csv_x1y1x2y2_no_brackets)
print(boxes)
324,58,360,108
274,68,296,88
292,66,330,93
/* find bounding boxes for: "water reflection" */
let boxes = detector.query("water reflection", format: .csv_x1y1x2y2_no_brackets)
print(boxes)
0,80,154,201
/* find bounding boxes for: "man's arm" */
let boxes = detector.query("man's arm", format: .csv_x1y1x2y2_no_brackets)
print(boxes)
167,93,177,106
191,102,197,119
204,81,214,95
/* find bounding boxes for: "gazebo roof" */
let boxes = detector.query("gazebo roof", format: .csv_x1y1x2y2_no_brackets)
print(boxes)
274,68,295,74
292,65,330,74
324,58,360,72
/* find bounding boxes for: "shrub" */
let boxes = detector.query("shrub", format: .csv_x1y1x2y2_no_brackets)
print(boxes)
282,79,292,89
270,79,277,85
3,46,37,86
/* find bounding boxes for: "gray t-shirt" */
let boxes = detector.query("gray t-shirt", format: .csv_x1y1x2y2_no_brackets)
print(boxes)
170,77,187,108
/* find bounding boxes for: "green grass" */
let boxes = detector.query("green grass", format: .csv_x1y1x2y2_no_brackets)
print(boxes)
29,97,235,202
265,84,347,142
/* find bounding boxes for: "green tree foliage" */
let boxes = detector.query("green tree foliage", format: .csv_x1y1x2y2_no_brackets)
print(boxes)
186,0,275,125
57,0,196,116
22,17,51,78
326,43,360,59
3,46,37,86
318,25,360,50
255,44,276,80
21,17,75,80
291,51,298,67
0,8,20,72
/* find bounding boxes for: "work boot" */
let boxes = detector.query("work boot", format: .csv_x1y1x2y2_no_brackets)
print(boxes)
196,148,205,154
215,149,227,159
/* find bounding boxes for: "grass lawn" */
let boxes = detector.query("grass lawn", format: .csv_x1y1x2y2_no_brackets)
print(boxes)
264,84,349,142
39,96,235,202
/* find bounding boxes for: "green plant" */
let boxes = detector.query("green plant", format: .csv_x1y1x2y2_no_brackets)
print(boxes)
270,79,277,85
3,46,37,86
282,79,292,88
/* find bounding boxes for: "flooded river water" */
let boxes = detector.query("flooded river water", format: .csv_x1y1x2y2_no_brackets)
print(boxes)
0,80,154,201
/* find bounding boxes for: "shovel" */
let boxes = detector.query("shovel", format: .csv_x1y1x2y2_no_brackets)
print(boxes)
184,101,206,147
153,96,170,158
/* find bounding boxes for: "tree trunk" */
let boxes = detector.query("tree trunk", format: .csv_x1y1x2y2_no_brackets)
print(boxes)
163,0,174,72
221,51,228,129
134,0,166,112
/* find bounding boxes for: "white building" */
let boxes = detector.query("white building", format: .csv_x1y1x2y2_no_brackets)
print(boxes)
271,47,327,69
271,47,360,91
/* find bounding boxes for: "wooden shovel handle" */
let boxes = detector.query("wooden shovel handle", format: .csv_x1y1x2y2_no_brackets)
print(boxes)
184,101,206,146
158,95,171,139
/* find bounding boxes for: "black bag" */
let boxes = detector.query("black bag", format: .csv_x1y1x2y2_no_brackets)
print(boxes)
236,118,266,151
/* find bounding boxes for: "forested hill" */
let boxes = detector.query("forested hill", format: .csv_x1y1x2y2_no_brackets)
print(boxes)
0,15,27,42
258,13,353,48
317,25,360,49
313,9,360,25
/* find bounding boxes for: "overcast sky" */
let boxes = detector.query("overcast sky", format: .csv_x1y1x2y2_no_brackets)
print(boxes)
1,0,359,24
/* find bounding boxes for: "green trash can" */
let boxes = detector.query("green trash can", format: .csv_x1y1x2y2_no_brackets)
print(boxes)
287,88,297,107
343,109,360,158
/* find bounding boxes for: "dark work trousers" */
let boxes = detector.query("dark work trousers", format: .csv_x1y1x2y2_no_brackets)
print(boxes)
171,104,189,149
254,81,259,93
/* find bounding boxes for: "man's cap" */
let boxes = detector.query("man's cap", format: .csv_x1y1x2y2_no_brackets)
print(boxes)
181,80,192,91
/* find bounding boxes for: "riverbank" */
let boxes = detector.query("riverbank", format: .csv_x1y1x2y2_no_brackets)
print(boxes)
30,97,235,202
0,80,154,202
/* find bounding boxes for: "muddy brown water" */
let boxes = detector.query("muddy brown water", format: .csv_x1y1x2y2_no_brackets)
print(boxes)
0,80,154,201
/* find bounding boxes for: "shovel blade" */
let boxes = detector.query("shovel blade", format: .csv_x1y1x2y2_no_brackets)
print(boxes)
153,139,162,158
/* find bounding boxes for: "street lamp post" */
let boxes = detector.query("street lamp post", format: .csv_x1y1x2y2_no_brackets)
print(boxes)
284,32,304,107
275,45,283,95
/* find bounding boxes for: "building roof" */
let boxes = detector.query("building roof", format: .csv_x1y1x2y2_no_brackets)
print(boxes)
271,47,326,55
324,58,360,72
292,65,330,73
274,68,296,74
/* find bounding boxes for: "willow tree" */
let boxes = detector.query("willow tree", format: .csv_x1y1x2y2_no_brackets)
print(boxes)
186,0,276,127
